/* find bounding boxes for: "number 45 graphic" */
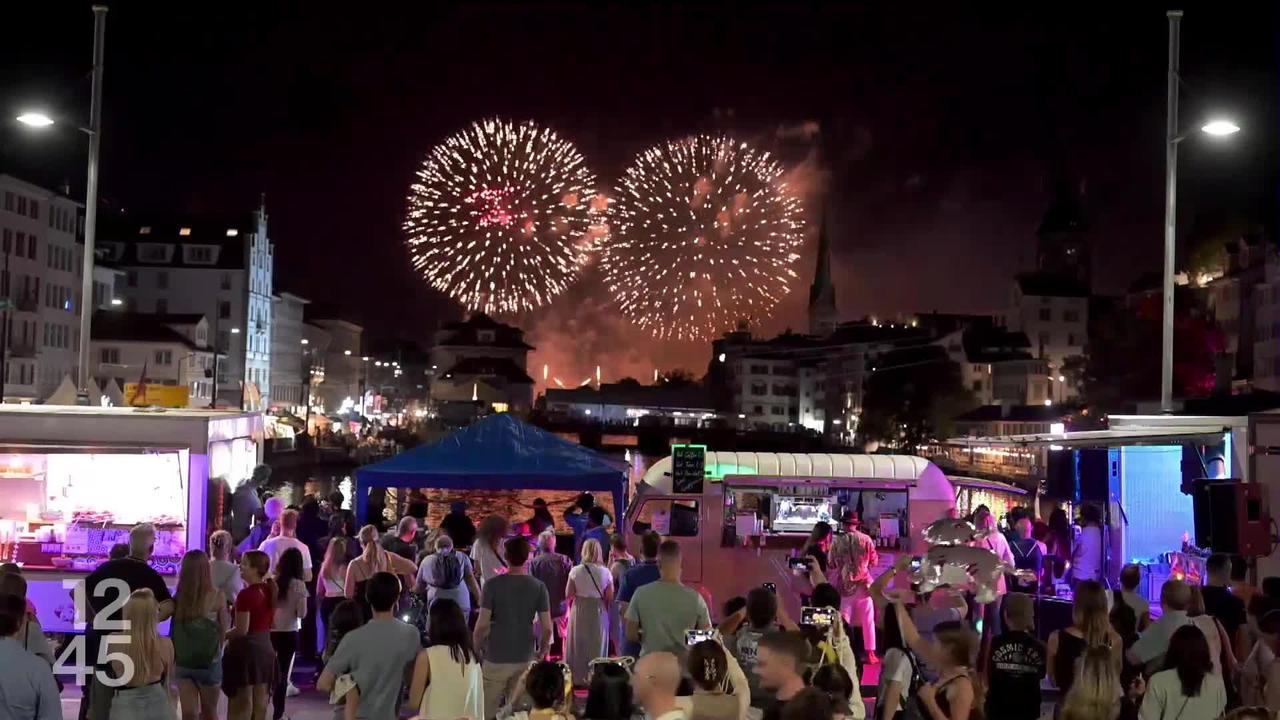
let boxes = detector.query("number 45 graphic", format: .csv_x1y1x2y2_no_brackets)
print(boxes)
53,579,136,687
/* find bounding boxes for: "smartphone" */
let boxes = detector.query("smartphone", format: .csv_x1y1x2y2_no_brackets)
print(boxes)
908,557,923,572
762,582,777,594
686,629,716,646
801,606,833,628
788,557,811,572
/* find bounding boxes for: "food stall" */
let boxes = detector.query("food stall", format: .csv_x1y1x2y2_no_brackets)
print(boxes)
0,405,262,632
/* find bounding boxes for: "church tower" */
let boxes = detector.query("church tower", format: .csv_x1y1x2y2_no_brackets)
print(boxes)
808,209,839,336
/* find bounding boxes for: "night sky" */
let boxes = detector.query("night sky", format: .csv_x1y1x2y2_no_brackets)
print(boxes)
1,2,1276,383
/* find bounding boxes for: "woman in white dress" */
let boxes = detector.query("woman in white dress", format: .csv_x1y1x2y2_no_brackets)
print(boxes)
564,538,614,684
408,598,483,720
472,515,510,586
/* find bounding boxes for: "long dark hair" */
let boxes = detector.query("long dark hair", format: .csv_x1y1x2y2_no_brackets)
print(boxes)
427,598,475,666
1163,624,1212,697
583,663,635,720
327,599,366,657
882,598,907,652
276,547,305,601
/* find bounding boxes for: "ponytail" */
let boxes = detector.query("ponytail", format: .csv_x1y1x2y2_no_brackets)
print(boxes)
262,578,278,611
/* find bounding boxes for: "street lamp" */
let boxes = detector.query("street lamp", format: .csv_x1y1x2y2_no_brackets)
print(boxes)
15,113,55,128
1161,10,1240,412
14,6,108,399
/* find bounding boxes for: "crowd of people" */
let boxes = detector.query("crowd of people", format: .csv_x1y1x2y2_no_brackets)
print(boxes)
0,488,1274,720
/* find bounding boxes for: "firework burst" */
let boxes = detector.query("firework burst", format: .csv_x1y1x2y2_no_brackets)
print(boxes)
405,119,604,315
599,135,805,341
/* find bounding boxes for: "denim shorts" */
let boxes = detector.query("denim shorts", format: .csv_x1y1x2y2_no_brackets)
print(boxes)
174,659,223,686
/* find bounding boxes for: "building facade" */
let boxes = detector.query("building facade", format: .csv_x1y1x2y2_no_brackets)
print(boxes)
90,311,217,406
102,204,274,408
1007,272,1087,399
429,313,534,413
0,175,90,401
543,383,720,427
269,292,310,411
308,317,363,414
1254,249,1280,392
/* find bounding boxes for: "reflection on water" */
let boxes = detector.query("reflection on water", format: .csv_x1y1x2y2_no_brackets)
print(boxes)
271,450,663,531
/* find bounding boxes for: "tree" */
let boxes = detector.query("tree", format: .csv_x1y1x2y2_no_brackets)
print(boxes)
858,345,976,451
1078,292,1225,414
658,369,698,387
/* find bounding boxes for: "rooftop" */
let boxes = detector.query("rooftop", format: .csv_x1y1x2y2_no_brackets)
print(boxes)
954,404,1070,423
545,382,713,410
436,313,534,350
91,311,210,351
441,356,534,384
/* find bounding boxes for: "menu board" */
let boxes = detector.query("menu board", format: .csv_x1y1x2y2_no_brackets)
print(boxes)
671,444,706,494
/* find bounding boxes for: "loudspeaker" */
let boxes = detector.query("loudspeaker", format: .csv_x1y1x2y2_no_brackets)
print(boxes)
1076,448,1112,503
1191,480,1271,556
1045,450,1077,500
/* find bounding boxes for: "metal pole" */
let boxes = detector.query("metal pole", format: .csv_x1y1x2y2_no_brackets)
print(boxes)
77,5,108,395
209,316,219,409
1160,10,1182,413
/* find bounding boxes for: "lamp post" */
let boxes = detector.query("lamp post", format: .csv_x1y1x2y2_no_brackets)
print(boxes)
1160,10,1240,412
15,6,108,400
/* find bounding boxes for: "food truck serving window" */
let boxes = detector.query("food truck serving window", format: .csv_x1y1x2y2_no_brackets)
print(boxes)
632,499,700,537
0,448,189,574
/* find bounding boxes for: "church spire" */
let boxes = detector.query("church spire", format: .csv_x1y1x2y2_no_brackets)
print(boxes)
808,206,838,336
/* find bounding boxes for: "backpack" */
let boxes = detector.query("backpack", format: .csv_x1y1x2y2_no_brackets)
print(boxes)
172,616,220,670
874,649,927,720
430,550,464,590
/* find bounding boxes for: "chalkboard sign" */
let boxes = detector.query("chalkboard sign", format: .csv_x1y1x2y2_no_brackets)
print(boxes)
671,444,706,494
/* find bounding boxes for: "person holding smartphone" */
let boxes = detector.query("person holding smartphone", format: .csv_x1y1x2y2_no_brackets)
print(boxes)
719,586,800,712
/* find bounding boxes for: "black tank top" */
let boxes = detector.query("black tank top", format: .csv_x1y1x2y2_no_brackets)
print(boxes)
934,672,976,719
1054,631,1088,695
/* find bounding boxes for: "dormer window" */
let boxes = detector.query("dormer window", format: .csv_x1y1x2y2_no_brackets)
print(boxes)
477,330,495,343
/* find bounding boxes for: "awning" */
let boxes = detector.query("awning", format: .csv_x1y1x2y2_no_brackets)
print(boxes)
944,426,1231,448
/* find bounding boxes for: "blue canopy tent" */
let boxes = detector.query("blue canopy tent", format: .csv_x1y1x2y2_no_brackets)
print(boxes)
355,413,629,523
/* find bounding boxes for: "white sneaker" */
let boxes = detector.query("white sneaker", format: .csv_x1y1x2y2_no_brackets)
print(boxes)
286,683,300,697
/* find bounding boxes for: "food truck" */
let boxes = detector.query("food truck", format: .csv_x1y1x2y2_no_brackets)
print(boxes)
0,405,263,632
628,452,961,616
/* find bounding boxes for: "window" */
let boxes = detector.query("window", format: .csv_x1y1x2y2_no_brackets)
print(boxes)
1067,333,1077,346
972,380,983,392
749,382,767,396
1038,308,1052,322
100,347,120,364
220,273,232,291
1063,310,1080,322
1,228,9,254
155,271,169,289
16,197,26,215
752,405,764,414
155,350,173,366
138,243,170,263
126,270,138,287
26,235,35,259
749,364,769,375
156,298,168,314
631,499,700,537
772,406,785,415
185,245,215,264
13,232,25,259
218,301,231,319
1038,332,1051,348
28,200,38,220
477,330,495,343
3,193,12,211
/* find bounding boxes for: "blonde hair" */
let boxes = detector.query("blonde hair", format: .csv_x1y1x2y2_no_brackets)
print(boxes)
119,589,163,683
279,509,299,534
580,538,604,566
321,536,351,584
208,530,233,561
1072,580,1112,648
128,523,156,558
358,524,379,548
174,550,214,622
357,525,390,573
1060,646,1122,720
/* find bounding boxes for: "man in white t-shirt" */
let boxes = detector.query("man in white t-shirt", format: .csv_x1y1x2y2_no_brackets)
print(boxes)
259,509,314,581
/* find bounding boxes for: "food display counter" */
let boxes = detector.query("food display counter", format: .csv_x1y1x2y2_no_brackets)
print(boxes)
0,406,262,632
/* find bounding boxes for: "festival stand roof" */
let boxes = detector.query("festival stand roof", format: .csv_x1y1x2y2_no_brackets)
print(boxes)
355,413,628,522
